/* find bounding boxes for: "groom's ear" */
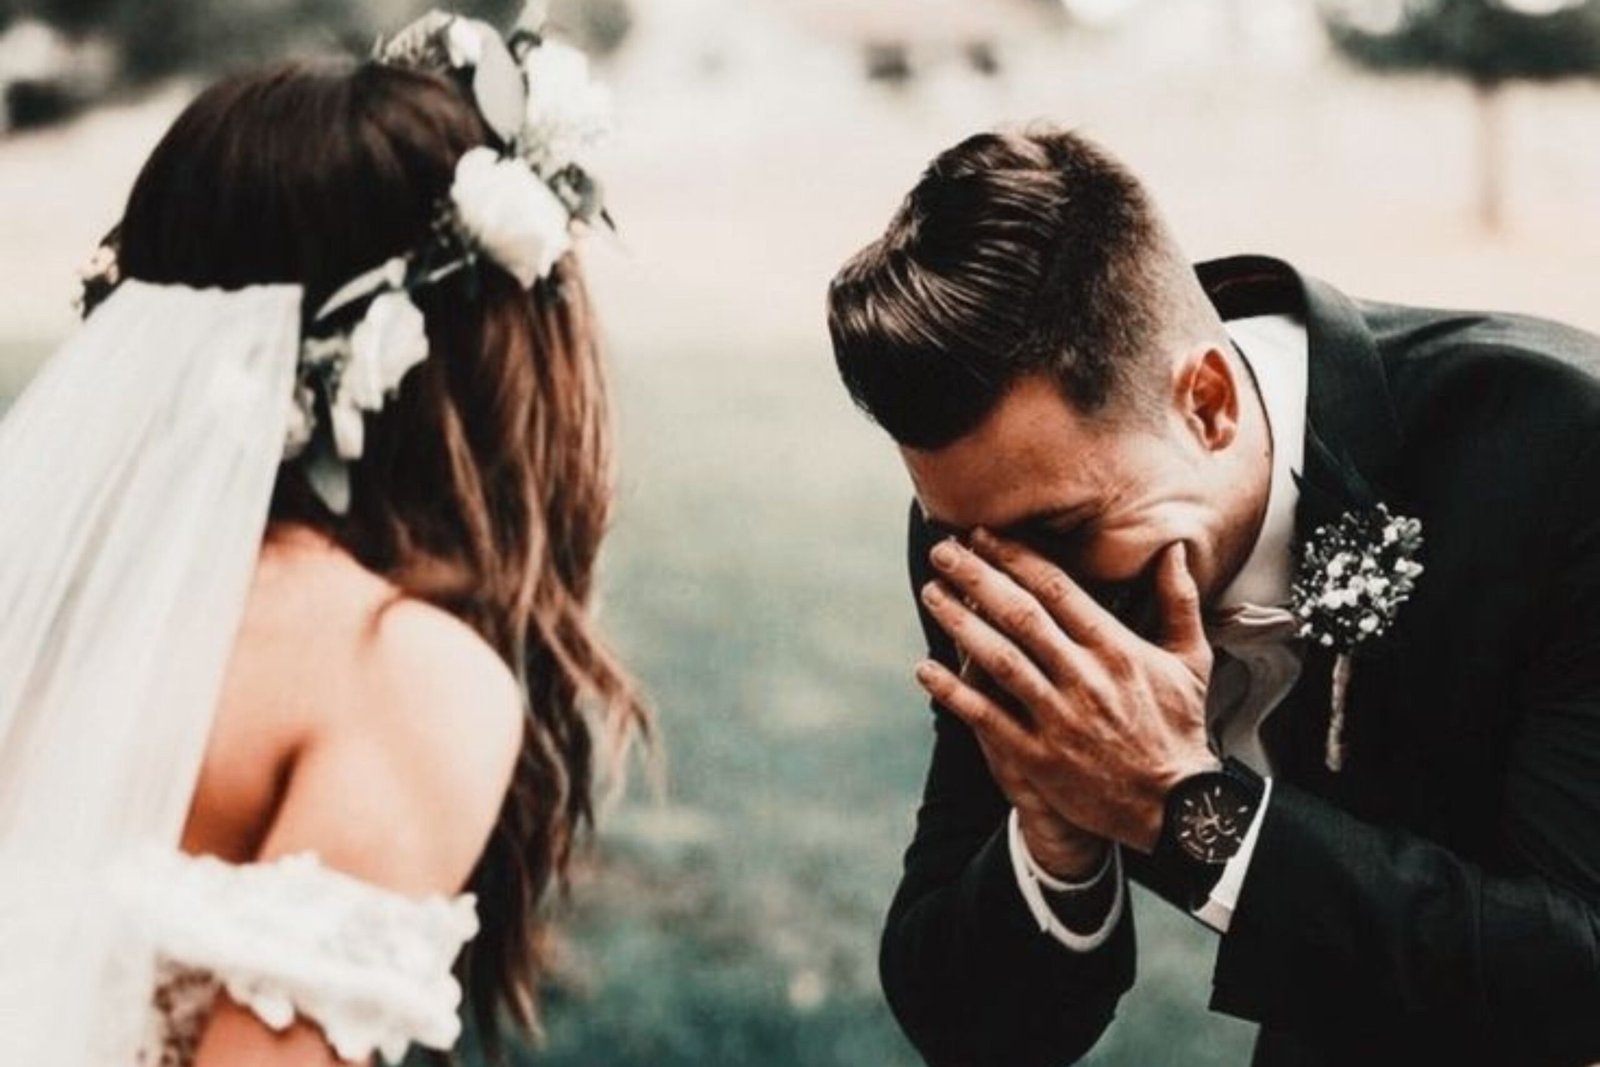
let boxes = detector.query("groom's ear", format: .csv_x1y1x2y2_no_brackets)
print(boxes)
1174,345,1241,453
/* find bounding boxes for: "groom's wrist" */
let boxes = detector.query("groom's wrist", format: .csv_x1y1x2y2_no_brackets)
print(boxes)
1015,808,1108,882
1009,810,1123,950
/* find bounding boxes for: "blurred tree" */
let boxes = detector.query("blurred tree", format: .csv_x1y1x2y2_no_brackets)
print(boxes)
864,41,914,86
550,0,633,57
1321,0,1600,232
475,0,633,56
965,40,1001,77
13,0,367,79
10,0,629,89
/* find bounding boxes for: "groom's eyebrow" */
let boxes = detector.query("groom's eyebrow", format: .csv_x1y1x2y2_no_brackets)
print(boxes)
1006,503,1092,534
922,503,1092,542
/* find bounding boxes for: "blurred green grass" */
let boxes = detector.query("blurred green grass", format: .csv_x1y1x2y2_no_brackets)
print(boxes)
0,336,1257,1065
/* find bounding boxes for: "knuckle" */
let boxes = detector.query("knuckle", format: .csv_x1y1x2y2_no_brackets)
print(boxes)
1075,668,1115,706
1016,740,1050,774
1039,573,1075,608
989,647,1027,685
955,695,988,726
1089,663,1131,705
1000,601,1043,639
1100,644,1134,680
1078,620,1110,649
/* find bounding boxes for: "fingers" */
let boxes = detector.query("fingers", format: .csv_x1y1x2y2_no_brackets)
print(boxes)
1155,542,1208,671
914,659,1036,756
928,539,1083,680
920,579,1066,714
968,529,1125,650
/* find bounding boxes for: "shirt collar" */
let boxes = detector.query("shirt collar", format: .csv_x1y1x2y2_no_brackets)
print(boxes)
1214,313,1309,612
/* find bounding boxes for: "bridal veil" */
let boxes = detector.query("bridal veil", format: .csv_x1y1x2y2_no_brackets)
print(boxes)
0,281,302,1063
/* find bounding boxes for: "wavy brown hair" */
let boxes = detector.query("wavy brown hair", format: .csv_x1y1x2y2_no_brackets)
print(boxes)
113,57,648,1053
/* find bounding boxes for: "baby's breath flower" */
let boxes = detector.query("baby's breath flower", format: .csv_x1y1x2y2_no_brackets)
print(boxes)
1291,503,1424,655
1291,503,1425,772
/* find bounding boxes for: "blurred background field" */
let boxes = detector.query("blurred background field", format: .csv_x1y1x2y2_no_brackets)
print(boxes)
3,1,1599,1064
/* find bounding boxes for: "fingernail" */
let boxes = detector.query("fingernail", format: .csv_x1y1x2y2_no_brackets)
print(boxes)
921,581,945,605
931,540,959,570
914,661,938,685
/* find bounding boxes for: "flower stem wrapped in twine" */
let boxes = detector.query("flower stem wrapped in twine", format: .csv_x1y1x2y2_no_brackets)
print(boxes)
1293,504,1424,774
1326,653,1353,772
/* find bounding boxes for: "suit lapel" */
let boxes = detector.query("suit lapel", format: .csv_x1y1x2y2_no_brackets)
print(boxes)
1197,256,1405,808
1196,255,1403,513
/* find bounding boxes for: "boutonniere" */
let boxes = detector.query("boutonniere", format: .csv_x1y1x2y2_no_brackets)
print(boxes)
1291,504,1424,771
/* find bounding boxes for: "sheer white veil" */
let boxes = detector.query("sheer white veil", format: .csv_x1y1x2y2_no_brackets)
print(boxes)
0,280,304,1064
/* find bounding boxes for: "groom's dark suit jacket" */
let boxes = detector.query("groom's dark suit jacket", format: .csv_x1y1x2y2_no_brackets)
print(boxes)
883,255,1600,1067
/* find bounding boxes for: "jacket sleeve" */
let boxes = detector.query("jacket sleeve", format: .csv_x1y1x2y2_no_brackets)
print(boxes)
879,503,1136,1067
1210,441,1600,1067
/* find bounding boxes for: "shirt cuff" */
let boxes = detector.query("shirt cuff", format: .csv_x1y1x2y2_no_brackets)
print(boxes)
1006,808,1124,952
1193,777,1274,933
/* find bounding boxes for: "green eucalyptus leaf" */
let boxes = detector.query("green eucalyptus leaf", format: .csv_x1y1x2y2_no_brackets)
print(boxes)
472,25,528,147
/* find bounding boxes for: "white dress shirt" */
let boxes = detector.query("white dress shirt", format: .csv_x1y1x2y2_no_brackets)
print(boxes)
1011,313,1310,945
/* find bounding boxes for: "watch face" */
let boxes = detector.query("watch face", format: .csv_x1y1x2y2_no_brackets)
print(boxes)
1171,779,1255,865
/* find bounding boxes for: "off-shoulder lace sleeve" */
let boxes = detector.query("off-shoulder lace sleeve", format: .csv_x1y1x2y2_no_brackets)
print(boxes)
129,851,478,1063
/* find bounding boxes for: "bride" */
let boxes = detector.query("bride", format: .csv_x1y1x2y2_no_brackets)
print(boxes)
0,7,645,1065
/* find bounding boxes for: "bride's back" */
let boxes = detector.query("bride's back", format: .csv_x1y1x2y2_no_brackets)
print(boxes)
183,529,520,889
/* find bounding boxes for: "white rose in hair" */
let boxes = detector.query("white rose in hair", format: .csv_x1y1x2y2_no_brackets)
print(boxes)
451,146,572,287
521,41,612,173
445,16,489,67
331,291,430,460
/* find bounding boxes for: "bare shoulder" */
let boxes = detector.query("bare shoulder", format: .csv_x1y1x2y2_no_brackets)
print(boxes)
213,534,524,895
358,592,526,786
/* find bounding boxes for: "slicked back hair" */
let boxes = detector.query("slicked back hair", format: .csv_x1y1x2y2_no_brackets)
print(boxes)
827,127,1218,450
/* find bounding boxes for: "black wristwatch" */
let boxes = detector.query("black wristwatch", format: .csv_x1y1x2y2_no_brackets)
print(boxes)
1148,757,1266,911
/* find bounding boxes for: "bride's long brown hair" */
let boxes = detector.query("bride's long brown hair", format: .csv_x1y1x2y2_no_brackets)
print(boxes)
113,57,647,1052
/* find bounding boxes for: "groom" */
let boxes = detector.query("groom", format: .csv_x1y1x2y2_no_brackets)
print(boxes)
827,127,1600,1067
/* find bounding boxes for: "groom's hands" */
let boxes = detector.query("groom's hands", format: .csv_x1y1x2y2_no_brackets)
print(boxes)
915,531,1217,854
961,658,1110,880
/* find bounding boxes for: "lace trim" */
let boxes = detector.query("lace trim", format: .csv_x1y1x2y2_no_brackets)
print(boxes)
129,851,477,1063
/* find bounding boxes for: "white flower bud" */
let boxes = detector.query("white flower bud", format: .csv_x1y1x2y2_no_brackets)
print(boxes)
451,147,573,287
446,17,490,67
329,291,430,461
521,41,612,173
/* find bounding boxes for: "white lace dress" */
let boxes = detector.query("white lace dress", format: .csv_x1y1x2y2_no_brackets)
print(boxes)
126,851,478,1067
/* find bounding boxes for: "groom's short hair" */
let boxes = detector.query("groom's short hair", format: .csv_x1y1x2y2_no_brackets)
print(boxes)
827,127,1217,450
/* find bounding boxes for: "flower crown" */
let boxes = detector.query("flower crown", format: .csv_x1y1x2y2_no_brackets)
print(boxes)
77,2,613,514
